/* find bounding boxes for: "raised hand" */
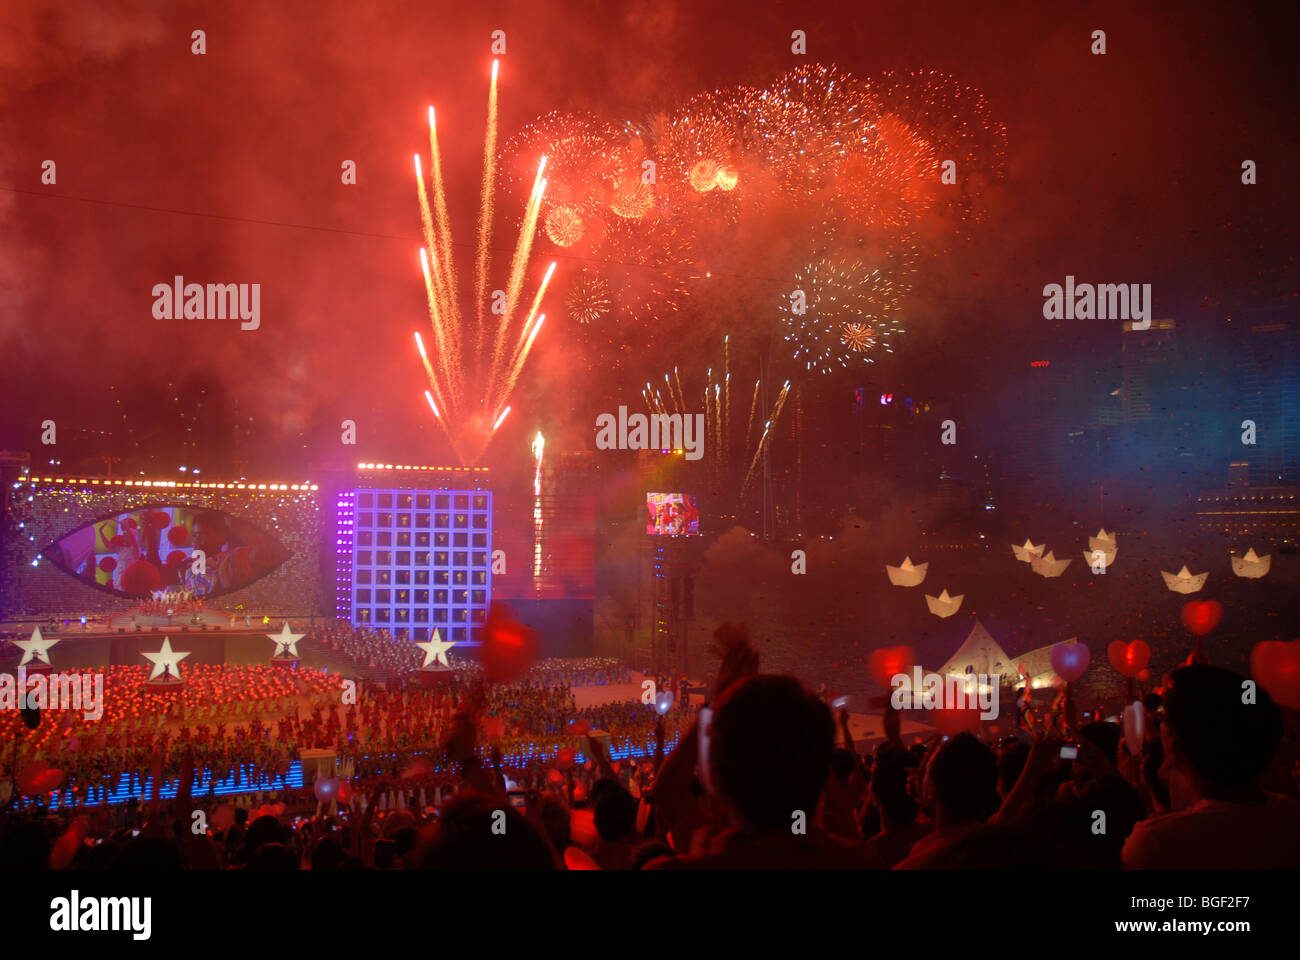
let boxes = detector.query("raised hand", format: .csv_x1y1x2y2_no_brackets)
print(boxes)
710,622,759,700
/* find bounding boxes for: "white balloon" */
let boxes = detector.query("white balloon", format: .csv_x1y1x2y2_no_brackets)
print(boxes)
1122,701,1145,756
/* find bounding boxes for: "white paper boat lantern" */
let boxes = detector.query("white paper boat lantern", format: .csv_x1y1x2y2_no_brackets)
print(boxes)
1031,549,1071,578
925,588,964,618
886,556,928,587
1087,528,1117,555
1161,565,1208,594
1082,548,1116,571
1230,548,1270,579
1011,539,1045,563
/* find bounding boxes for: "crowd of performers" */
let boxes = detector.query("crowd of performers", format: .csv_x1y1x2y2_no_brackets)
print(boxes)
1,660,688,810
135,590,205,619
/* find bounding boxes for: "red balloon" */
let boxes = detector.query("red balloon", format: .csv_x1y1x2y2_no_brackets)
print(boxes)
121,518,138,531
555,747,576,771
480,603,538,684
98,556,117,573
50,816,89,870
1251,639,1300,709
1180,600,1223,637
569,718,590,735
1107,640,1151,678
16,760,49,795
151,510,171,530
1137,668,1151,682
33,768,64,794
167,525,190,547
121,560,161,596
165,550,188,566
867,645,916,689
547,768,564,785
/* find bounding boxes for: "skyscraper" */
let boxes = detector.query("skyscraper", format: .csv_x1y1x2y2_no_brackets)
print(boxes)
1243,322,1300,486
1121,317,1177,423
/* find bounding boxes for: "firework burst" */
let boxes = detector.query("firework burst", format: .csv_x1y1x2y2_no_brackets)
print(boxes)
499,110,627,254
865,70,1008,227
779,257,907,375
544,204,586,247
835,112,941,229
745,65,878,200
839,322,877,353
502,62,1003,367
565,267,612,324
595,214,695,324
649,98,741,197
608,173,656,220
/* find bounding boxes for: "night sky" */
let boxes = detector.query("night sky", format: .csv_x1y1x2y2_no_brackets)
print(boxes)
2,0,1297,483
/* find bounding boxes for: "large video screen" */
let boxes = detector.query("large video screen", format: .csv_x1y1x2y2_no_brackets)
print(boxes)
42,505,290,598
645,492,699,536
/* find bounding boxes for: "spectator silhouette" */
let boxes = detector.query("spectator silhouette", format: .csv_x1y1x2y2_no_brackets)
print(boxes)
416,792,554,869
895,733,998,869
866,743,931,867
651,672,884,869
1122,664,1300,868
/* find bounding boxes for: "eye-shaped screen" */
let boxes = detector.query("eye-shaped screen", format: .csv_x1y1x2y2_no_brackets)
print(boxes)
42,505,291,598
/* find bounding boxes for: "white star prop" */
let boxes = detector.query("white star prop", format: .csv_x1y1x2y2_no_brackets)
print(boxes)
14,626,60,666
267,622,305,657
142,637,191,680
415,630,456,669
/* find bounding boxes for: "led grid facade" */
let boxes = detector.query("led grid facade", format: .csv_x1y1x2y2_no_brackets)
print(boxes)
334,490,356,620
348,488,492,645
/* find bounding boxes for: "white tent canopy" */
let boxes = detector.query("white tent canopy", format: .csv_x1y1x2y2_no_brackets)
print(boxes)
933,620,1014,681
932,620,1059,691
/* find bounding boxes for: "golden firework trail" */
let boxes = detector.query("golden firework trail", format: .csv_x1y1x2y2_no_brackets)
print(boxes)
723,335,731,468
745,378,761,448
412,60,555,466
741,379,791,498
713,382,722,468
475,60,501,352
672,366,687,412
